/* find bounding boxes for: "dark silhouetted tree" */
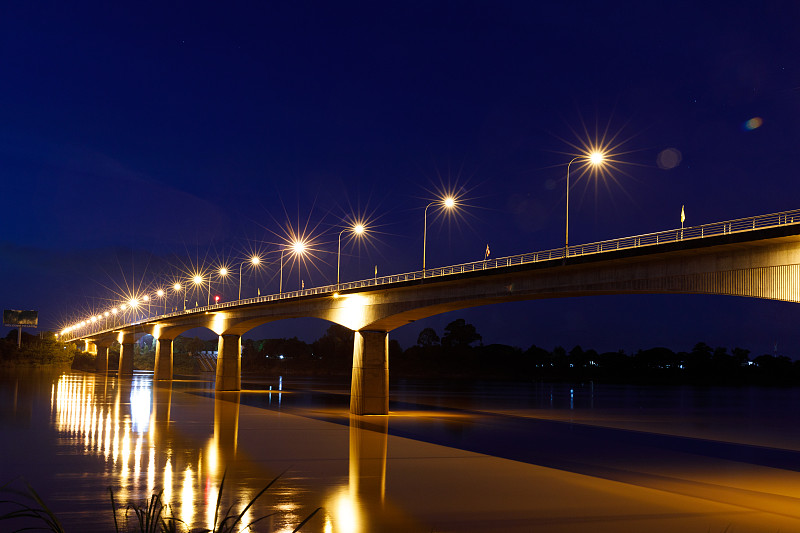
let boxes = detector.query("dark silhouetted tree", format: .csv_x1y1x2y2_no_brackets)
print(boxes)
417,327,440,347
441,319,482,349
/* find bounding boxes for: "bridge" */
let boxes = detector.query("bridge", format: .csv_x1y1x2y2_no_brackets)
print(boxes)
63,209,800,414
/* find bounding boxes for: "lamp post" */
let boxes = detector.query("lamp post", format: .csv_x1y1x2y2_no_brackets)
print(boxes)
211,267,228,305
422,196,456,278
173,282,184,311
156,289,165,314
565,151,605,255
192,275,203,307
128,299,138,321
238,255,261,301
337,223,366,290
280,240,306,294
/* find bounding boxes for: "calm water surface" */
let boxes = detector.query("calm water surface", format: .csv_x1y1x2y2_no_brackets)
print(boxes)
3,368,800,532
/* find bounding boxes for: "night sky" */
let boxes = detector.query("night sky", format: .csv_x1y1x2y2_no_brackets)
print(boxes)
2,2,800,357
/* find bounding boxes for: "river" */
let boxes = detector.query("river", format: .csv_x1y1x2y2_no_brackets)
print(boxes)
2,368,800,532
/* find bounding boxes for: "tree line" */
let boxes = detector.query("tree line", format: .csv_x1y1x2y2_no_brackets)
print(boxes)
4,321,800,385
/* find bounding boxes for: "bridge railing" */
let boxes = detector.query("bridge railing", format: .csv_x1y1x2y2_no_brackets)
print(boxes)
63,207,800,341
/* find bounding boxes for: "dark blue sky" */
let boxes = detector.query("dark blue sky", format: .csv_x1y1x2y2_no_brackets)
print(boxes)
3,2,800,356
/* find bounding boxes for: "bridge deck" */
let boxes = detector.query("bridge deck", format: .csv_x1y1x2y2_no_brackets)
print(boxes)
63,208,800,341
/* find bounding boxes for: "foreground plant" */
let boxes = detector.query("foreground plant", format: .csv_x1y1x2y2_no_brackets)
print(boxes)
0,479,66,533
2,473,321,533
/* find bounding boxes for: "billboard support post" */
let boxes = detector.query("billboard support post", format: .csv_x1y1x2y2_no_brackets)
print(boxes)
4,310,39,349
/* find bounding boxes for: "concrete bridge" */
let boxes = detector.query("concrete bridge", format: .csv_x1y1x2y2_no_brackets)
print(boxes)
67,209,800,414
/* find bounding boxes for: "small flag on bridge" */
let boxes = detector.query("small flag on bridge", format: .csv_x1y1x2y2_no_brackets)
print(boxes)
681,205,685,226
485,243,490,259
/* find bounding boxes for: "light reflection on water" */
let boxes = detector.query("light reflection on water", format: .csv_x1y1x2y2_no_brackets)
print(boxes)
46,373,316,532
5,370,800,532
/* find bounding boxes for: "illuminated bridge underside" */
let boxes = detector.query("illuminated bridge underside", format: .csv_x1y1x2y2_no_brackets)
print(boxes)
87,226,800,415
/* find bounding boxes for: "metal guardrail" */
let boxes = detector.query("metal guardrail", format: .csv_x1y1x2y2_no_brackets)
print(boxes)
64,208,800,341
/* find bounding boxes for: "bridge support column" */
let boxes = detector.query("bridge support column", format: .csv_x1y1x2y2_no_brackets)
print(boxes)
95,345,109,373
350,330,389,415
215,334,241,391
119,334,135,376
154,338,173,381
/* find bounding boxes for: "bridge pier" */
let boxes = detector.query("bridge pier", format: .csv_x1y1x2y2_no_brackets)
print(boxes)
119,334,135,376
215,334,241,391
154,338,173,381
95,344,109,373
350,330,389,415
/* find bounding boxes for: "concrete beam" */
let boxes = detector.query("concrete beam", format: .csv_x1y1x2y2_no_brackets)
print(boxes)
215,334,241,391
350,330,389,415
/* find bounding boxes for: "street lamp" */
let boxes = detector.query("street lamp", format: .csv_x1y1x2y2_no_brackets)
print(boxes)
156,289,166,314
565,151,606,254
192,275,203,307
210,267,228,305
238,255,262,301
173,282,184,311
280,240,307,294
337,222,366,290
423,196,457,278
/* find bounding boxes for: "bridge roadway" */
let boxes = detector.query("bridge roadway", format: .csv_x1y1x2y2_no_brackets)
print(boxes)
73,210,800,414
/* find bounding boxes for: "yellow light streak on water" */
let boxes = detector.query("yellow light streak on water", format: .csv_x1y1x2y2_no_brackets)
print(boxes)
134,433,143,478
204,477,217,531
104,411,112,461
120,420,131,477
181,466,195,526
147,446,155,495
163,456,173,504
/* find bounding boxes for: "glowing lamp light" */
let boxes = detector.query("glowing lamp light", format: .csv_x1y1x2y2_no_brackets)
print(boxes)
292,240,306,254
443,196,456,208
353,223,365,235
589,151,605,165
120,304,127,310
90,316,97,323
129,298,139,308
332,292,340,299
156,289,164,297
173,283,182,292
214,295,220,303
112,308,118,314
193,275,203,285
104,311,110,317
142,295,150,302
219,267,228,276
251,256,261,265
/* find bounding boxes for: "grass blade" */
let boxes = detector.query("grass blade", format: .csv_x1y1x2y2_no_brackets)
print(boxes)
292,507,322,532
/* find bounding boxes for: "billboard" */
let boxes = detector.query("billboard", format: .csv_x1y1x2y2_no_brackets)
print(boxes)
4,309,38,328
